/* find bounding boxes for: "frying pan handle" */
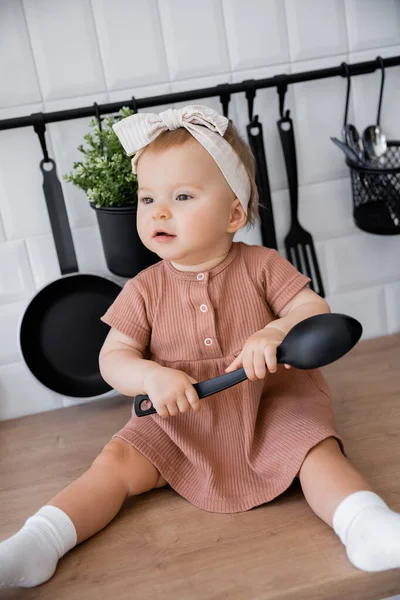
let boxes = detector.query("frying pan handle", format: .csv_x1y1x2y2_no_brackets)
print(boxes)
33,113,78,275
134,367,249,417
40,159,78,274
246,118,277,250
277,114,299,223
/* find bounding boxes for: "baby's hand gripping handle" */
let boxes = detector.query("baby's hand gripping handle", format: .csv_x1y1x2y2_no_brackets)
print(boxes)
134,367,248,417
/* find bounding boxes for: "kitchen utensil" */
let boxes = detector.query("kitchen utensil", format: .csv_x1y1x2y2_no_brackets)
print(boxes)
134,312,362,417
330,136,361,164
276,87,325,297
363,126,387,161
344,124,364,162
339,63,366,164
19,112,122,398
362,57,387,161
245,84,277,249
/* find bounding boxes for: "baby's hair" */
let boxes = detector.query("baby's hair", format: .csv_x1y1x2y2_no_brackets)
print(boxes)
137,120,261,228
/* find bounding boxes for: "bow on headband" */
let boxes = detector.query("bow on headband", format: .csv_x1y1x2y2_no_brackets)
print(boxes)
112,104,251,214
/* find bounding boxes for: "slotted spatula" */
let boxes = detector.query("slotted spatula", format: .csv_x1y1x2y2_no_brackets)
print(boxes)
277,112,325,297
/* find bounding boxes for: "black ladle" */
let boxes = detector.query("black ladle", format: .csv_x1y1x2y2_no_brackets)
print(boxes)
134,313,362,417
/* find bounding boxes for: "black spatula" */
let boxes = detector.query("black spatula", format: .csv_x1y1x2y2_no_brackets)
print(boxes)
277,112,325,297
134,313,362,416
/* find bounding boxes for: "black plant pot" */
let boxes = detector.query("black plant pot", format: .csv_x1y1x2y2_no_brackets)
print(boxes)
91,203,161,278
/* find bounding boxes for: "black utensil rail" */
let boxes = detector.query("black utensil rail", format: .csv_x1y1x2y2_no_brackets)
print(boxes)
1,55,399,254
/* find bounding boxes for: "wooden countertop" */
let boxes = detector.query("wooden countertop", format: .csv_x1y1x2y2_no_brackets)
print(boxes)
1,334,400,600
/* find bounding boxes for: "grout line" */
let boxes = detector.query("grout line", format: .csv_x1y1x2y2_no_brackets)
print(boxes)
88,0,109,96
343,0,352,55
219,0,233,73
155,0,173,91
21,0,45,103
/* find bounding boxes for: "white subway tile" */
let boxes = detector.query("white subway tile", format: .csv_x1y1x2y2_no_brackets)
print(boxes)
346,0,400,52
109,82,172,113
231,64,294,192
326,285,387,339
0,213,5,242
170,73,233,116
0,362,63,421
297,177,355,240
285,0,348,62
0,127,53,239
0,301,27,365
158,0,230,80
0,241,35,305
324,233,400,294
385,281,400,335
0,101,43,121
92,0,169,90
71,225,109,276
25,234,61,290
291,55,351,186
0,0,42,108
222,0,289,70
271,178,356,245
23,0,106,101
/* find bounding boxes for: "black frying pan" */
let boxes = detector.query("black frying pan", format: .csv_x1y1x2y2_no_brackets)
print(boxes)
19,113,121,398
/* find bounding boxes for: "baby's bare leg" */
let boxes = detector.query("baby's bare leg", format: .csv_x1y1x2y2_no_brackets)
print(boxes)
298,437,372,527
298,437,400,572
0,438,166,588
48,437,167,543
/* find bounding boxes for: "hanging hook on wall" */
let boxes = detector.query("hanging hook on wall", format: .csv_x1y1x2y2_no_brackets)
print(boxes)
216,84,231,118
31,112,50,163
375,56,385,126
277,81,289,121
244,79,256,124
93,102,103,131
341,62,352,131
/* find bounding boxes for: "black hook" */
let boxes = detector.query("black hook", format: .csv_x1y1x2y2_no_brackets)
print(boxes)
93,102,102,131
216,84,231,118
277,81,289,120
341,62,351,129
31,112,50,162
244,79,256,122
376,56,385,126
131,96,138,114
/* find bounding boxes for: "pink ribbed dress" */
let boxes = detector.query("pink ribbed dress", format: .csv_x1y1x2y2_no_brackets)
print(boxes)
101,241,345,513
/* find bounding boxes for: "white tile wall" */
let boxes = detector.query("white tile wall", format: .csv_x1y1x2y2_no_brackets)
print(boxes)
0,0,399,421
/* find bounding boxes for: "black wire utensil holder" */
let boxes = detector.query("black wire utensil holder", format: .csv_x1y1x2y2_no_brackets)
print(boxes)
341,58,400,235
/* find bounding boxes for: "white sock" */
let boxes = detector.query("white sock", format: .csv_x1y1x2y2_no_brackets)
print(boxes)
333,490,400,572
0,505,77,588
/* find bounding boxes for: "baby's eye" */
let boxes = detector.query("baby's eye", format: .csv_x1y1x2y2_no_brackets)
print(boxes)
176,194,192,201
141,197,153,205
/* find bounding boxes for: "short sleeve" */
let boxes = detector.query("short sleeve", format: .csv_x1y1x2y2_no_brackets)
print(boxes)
262,249,311,315
100,278,150,347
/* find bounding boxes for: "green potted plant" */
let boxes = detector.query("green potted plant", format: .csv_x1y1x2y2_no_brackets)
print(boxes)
63,106,160,278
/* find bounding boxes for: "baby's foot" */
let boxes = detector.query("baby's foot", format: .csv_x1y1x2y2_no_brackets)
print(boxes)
0,505,76,588
333,490,400,572
345,505,400,572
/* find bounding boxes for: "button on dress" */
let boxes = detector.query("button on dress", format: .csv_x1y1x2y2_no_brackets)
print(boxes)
101,241,345,513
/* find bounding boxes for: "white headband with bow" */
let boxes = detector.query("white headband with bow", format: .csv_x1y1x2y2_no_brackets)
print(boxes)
112,104,251,214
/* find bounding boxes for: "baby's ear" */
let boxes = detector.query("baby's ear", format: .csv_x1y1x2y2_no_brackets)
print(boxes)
227,198,247,232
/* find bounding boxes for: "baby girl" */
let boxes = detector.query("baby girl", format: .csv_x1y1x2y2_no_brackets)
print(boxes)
1,105,400,588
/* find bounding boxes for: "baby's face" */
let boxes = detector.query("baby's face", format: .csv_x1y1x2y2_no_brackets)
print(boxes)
136,137,243,267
